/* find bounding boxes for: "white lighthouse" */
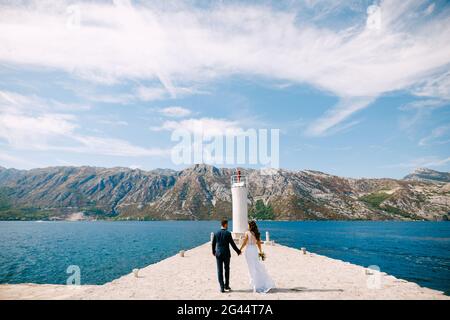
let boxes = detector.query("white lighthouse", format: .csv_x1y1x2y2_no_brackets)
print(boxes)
231,169,248,239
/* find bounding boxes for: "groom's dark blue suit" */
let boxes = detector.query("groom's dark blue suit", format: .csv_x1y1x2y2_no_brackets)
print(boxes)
212,228,241,290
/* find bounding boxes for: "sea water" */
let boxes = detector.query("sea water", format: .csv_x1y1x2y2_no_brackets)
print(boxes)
0,221,448,294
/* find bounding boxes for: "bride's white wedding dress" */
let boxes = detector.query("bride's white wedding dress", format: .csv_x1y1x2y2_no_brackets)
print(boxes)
244,231,275,293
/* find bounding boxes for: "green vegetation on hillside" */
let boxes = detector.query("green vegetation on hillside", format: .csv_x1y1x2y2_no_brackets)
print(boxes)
0,185,114,220
249,200,275,220
0,187,12,210
82,206,107,216
0,187,51,220
0,208,53,221
359,192,391,207
359,192,416,218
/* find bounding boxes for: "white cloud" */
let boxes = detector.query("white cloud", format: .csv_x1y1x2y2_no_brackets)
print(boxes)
0,90,91,112
136,86,207,102
82,86,204,105
0,92,169,157
136,86,168,101
383,156,450,168
306,97,373,136
296,143,353,152
0,112,77,149
400,99,446,111
0,111,168,157
0,90,36,107
412,71,450,100
419,125,450,146
97,119,129,126
0,1,449,134
151,117,242,136
399,99,448,130
158,106,191,118
0,151,40,169
87,93,135,105
69,135,169,157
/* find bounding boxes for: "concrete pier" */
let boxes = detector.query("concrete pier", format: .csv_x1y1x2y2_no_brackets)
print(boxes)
0,243,448,300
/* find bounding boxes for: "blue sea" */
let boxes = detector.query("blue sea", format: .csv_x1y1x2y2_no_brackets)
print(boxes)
0,221,449,295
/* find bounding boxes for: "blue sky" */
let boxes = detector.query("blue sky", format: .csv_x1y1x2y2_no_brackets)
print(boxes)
0,0,449,178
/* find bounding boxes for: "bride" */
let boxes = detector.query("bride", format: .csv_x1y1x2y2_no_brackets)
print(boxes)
239,220,275,293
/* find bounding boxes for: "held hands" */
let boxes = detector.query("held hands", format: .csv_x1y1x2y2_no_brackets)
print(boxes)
258,252,266,261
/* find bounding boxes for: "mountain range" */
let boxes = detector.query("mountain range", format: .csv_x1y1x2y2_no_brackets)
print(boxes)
403,168,450,183
0,165,449,221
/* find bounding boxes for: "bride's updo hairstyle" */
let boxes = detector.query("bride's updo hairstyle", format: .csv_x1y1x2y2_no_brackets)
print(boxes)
248,220,261,241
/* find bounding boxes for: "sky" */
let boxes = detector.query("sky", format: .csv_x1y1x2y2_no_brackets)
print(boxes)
0,0,449,179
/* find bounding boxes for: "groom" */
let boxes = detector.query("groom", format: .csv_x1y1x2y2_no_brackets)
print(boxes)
212,218,241,293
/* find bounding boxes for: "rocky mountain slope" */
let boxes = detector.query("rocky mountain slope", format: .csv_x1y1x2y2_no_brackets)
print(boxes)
404,168,450,183
0,164,449,221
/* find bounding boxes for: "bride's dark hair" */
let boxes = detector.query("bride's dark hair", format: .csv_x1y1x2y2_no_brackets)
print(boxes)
248,220,261,241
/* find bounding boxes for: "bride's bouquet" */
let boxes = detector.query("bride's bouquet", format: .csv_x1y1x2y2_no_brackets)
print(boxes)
258,252,266,261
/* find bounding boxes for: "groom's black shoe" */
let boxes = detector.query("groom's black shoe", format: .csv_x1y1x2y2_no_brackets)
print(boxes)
224,286,231,291
220,288,225,293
